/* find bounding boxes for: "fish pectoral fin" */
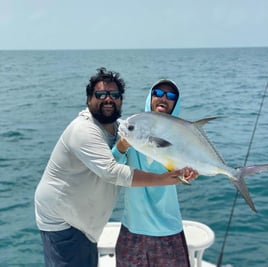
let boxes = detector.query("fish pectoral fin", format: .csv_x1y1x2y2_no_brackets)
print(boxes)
148,136,172,148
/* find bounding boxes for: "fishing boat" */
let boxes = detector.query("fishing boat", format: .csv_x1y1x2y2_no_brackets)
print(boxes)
98,220,216,267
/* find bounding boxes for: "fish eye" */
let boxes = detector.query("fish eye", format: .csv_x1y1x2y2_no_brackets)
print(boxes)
127,125,134,131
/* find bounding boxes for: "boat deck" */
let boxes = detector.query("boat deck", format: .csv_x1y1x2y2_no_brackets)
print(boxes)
98,220,216,267
99,255,216,267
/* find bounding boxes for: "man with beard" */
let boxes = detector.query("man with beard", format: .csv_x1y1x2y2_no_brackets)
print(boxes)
34,68,196,267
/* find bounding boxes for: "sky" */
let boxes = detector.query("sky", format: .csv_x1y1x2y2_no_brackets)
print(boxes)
1,0,268,50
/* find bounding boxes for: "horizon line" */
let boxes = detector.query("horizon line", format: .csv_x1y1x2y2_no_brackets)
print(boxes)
0,45,268,52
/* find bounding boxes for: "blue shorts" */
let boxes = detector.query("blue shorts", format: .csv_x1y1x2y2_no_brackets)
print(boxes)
40,226,98,267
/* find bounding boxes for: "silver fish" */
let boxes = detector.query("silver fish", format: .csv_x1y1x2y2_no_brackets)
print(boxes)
118,111,268,212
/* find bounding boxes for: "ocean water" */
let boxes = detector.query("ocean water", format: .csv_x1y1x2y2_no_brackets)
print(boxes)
0,48,268,266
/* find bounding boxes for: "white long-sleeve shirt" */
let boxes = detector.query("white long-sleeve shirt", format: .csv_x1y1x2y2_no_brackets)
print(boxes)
34,108,133,242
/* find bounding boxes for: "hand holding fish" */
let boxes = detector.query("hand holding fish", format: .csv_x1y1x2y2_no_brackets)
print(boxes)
132,168,198,187
158,167,198,186
116,137,131,153
177,167,199,185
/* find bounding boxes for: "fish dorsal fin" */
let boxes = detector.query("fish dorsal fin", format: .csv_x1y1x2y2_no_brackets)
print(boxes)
194,117,223,127
193,117,226,165
148,136,172,148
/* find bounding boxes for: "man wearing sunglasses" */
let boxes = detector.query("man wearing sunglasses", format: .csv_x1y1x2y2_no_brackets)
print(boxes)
114,79,196,267
34,68,195,267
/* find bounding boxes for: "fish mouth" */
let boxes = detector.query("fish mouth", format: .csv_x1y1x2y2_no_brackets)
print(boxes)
117,119,127,138
118,129,126,138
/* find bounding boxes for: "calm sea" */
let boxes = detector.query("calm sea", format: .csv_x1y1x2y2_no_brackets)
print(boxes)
0,48,268,266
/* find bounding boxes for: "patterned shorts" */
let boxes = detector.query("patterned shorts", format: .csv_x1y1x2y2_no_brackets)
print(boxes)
115,224,190,267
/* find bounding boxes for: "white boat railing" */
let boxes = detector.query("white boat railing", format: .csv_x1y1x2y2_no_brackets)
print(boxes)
98,220,215,267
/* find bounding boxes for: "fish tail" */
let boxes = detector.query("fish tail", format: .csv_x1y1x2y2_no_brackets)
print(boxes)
234,164,268,212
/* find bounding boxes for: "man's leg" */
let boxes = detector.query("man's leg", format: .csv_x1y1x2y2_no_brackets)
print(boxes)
40,227,98,267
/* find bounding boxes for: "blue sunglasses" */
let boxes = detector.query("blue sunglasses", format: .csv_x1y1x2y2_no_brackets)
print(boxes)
151,88,178,101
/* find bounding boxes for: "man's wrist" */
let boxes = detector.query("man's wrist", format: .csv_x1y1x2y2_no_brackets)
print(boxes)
116,140,128,153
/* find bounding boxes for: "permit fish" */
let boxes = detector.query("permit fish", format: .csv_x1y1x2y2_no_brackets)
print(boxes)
118,111,268,212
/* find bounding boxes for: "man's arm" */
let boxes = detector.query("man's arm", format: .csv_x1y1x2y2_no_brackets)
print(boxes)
132,168,198,187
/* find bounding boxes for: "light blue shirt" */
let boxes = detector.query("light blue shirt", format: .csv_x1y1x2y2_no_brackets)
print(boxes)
113,81,183,236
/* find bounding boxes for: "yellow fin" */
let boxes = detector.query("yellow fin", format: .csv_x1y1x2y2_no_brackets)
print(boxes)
164,160,176,171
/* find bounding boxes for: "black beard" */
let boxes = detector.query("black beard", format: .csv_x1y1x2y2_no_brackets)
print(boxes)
90,103,121,124
91,110,121,124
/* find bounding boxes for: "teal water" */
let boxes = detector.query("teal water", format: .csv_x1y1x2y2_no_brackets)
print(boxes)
0,48,268,266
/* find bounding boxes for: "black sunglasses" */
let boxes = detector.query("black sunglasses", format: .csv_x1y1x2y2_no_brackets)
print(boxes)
94,90,122,100
151,88,178,101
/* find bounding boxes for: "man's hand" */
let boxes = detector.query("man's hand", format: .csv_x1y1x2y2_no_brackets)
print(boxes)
116,137,131,153
176,167,199,185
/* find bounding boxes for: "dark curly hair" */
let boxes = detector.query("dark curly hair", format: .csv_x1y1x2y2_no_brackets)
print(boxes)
86,67,125,97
